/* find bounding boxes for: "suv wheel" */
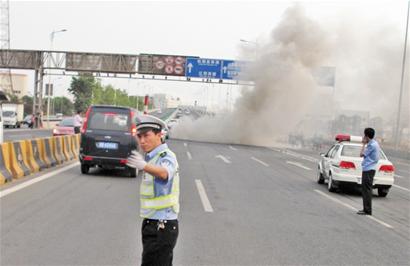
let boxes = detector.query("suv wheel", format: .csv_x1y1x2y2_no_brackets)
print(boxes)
378,187,389,197
328,174,337,192
128,167,137,178
81,164,90,174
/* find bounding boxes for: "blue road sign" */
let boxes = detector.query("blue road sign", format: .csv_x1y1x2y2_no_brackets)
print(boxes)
185,58,222,79
221,60,246,80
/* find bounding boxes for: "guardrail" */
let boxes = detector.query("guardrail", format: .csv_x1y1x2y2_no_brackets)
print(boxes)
0,134,80,185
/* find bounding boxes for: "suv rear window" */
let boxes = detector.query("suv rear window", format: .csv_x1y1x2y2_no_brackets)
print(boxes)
88,108,130,131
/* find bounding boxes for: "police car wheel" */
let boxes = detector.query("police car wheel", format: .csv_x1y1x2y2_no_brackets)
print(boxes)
317,168,325,184
81,164,90,174
328,175,337,192
378,188,389,197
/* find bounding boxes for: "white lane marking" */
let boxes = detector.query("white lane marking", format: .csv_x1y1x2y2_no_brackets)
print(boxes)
0,162,80,198
187,151,192,160
251,156,269,167
393,184,410,192
183,142,187,147
283,150,319,163
195,179,214,212
271,147,281,152
286,161,312,170
215,155,231,164
394,174,405,179
314,189,393,229
229,145,238,151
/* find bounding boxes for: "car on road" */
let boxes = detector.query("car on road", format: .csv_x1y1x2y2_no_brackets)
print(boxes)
167,119,178,129
317,134,395,197
79,105,138,177
53,117,76,136
22,114,33,127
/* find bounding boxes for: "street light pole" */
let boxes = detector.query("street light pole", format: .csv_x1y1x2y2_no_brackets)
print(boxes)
46,29,66,128
394,2,409,148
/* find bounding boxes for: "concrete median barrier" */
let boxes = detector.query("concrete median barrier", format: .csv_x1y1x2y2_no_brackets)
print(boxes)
71,134,79,159
5,142,25,179
53,136,67,162
29,139,47,171
24,140,40,173
12,141,31,176
63,136,74,161
35,139,51,168
51,137,64,165
0,143,13,182
43,138,57,167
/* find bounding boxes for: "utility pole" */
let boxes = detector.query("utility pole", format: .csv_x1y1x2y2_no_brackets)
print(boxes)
0,0,14,97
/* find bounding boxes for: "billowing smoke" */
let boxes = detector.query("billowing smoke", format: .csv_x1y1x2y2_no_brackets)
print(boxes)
172,4,409,146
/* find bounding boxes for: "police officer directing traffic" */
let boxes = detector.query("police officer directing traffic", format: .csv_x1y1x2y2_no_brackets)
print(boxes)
126,115,180,266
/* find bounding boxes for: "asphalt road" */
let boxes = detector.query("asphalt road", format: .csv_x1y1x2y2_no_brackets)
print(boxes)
1,139,409,265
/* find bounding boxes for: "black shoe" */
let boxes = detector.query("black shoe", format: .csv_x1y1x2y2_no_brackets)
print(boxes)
357,210,371,215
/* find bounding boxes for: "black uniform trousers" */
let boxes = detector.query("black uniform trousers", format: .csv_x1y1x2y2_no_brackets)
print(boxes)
141,219,179,266
74,126,81,134
361,170,376,214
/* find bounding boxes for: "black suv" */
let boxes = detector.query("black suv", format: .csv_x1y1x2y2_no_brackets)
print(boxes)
80,105,138,177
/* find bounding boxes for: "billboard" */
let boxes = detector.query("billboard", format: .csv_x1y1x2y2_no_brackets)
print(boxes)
138,54,187,76
65,52,137,73
0,50,39,69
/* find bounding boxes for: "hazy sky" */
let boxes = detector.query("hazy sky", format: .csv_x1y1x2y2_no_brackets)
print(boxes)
6,0,409,109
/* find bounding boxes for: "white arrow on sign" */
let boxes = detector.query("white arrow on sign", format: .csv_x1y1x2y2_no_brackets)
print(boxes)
187,63,193,73
223,66,227,73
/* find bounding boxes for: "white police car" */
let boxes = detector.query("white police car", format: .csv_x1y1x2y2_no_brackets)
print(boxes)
317,134,395,197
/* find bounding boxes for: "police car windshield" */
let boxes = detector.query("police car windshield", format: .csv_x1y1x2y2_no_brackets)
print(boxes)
341,145,386,159
88,108,130,131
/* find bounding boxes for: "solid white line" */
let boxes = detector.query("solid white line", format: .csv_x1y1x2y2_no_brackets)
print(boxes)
229,145,238,151
195,179,214,212
0,162,80,198
187,151,192,160
314,189,393,229
286,161,312,170
394,174,403,179
393,184,410,192
251,157,269,167
183,142,187,147
216,155,231,164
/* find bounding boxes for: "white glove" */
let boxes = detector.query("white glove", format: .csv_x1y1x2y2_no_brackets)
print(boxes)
126,150,147,170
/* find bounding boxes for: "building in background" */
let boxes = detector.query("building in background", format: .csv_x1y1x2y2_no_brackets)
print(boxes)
0,72,28,99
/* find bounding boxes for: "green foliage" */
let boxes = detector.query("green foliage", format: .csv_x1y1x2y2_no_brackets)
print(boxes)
69,74,146,111
53,96,74,115
68,74,94,113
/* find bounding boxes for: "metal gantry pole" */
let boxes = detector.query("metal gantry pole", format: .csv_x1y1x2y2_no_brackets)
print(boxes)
394,1,410,148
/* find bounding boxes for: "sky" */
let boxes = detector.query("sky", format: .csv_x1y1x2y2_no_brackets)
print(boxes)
5,0,410,111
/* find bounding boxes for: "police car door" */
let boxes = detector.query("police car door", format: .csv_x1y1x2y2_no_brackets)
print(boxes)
328,145,341,175
322,145,335,178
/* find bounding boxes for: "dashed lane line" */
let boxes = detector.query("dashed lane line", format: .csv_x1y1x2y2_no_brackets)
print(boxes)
393,184,410,192
286,161,312,171
229,145,238,151
251,157,269,167
195,179,214,212
215,155,231,164
187,151,192,160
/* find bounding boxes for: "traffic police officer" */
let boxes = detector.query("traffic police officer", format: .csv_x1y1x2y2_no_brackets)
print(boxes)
126,115,180,266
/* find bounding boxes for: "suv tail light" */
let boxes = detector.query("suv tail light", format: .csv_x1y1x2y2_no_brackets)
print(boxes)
130,110,137,136
339,161,356,169
81,107,92,134
379,165,394,173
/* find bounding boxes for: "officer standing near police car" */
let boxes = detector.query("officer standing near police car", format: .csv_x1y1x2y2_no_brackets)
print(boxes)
126,115,180,266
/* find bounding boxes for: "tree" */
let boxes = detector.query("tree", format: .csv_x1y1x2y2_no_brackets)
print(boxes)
53,96,74,115
68,74,94,113
22,95,33,115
